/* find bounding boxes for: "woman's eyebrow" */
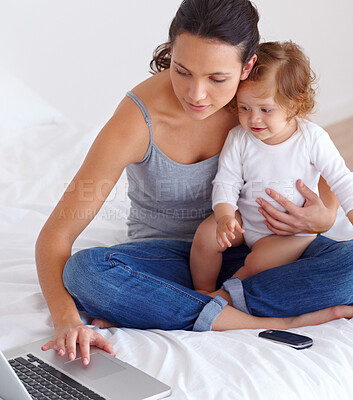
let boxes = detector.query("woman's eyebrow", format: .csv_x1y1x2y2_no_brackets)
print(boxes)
173,61,231,76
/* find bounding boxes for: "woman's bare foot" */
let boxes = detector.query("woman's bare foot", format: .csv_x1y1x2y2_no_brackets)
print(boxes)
91,318,118,329
329,305,353,320
285,304,353,329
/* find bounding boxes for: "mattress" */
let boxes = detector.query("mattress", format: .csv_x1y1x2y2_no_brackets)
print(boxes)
1,71,353,400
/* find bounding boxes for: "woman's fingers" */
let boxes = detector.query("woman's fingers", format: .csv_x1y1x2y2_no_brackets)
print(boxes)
56,336,66,356
259,207,298,234
257,180,335,235
77,329,91,366
261,182,319,216
92,333,116,357
258,182,323,234
263,220,296,236
41,339,56,352
261,189,299,214
66,329,79,361
296,179,320,203
41,336,66,356
78,329,116,364
41,325,115,366
257,198,294,224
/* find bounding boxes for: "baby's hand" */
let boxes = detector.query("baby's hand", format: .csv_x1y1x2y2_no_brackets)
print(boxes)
216,215,244,248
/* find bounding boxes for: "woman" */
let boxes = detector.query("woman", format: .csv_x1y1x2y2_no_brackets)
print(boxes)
36,0,353,366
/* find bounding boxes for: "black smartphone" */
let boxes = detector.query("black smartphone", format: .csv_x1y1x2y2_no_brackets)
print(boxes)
258,330,313,350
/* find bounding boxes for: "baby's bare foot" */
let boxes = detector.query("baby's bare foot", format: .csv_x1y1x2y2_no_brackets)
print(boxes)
196,289,211,295
92,318,118,329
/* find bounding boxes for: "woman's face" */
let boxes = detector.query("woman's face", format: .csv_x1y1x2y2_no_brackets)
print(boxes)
170,32,255,120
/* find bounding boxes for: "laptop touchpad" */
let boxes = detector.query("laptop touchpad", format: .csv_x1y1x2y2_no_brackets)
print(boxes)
64,353,125,381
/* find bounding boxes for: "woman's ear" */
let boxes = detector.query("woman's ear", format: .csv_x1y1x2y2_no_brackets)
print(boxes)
240,54,257,80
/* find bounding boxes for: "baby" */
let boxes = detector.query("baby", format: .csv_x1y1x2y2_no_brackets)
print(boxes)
190,41,353,293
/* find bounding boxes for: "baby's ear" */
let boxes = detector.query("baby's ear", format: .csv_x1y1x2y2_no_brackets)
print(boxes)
240,54,257,80
288,98,301,119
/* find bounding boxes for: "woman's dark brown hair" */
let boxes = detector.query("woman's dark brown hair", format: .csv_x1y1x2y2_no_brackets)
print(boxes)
150,0,260,73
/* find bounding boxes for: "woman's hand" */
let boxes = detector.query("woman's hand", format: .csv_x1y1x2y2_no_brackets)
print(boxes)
257,179,338,235
41,323,116,366
216,215,244,247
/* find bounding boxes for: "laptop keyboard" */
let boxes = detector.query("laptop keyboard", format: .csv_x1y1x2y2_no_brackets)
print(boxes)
9,354,106,400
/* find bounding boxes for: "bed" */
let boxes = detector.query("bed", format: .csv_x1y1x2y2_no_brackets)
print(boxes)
1,69,353,400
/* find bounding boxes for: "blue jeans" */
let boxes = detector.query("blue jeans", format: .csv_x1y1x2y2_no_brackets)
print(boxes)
63,236,353,331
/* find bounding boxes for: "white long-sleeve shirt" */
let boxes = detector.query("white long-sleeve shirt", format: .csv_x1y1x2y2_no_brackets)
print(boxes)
212,118,353,248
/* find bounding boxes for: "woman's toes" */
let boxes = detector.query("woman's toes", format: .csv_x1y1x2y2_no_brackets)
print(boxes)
330,305,347,320
92,318,118,329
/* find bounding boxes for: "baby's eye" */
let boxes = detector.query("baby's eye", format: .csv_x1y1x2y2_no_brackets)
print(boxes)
239,106,250,111
261,108,272,113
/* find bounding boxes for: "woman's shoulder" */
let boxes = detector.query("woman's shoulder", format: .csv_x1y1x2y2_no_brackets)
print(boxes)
96,71,172,165
110,72,171,131
93,78,168,166
130,70,175,115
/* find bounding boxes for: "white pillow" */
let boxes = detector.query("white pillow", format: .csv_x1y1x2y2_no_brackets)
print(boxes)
0,67,63,139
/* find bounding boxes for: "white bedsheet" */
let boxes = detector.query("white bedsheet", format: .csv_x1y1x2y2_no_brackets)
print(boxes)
1,104,353,399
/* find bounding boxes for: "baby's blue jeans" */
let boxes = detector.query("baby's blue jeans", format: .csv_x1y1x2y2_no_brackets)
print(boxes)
63,235,353,331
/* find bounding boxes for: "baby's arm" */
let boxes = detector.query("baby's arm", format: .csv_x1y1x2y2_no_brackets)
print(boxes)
214,203,244,248
212,127,245,247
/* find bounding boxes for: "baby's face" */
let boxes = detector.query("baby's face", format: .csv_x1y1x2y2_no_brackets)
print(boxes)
236,81,297,145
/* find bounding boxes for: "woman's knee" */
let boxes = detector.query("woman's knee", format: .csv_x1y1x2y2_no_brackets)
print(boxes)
335,240,353,278
321,239,353,305
339,239,353,257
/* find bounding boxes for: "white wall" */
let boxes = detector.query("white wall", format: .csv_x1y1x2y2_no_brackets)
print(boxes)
0,0,181,126
1,0,352,128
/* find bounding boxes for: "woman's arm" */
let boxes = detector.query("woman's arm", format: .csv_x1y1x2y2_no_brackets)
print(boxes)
35,96,150,364
256,177,339,235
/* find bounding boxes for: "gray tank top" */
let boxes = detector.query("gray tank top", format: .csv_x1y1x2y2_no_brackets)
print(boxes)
125,91,220,242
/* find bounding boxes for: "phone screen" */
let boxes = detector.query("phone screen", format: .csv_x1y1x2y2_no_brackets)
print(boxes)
265,330,308,343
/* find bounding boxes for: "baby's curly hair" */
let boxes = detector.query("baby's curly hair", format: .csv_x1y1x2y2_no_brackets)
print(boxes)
243,41,317,119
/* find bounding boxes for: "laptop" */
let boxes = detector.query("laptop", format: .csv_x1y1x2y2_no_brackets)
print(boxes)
1,337,171,400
